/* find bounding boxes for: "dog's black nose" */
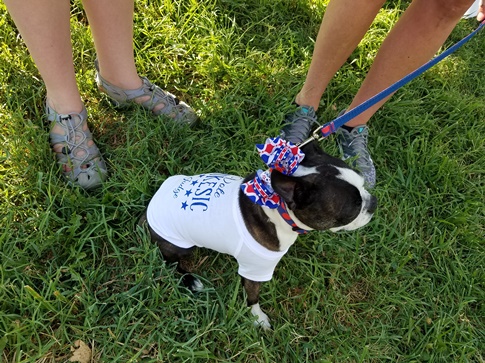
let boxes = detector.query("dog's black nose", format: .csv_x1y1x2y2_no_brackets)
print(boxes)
367,196,378,214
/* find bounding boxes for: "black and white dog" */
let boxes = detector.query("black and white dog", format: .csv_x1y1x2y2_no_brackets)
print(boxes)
140,140,377,329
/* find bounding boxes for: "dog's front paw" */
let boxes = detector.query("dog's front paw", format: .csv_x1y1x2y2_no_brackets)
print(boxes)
250,303,271,330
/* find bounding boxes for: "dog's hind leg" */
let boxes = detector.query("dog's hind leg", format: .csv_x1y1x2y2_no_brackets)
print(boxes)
157,239,204,292
242,277,271,330
139,212,203,292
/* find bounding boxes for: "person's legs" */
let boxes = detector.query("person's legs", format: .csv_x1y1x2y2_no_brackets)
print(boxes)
4,0,82,114
82,0,141,90
83,0,197,124
345,0,475,127
295,0,385,110
283,0,474,187
280,0,384,144
4,0,107,189
337,0,474,188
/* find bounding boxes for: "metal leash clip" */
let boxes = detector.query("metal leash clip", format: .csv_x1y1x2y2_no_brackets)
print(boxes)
298,121,337,147
298,127,322,147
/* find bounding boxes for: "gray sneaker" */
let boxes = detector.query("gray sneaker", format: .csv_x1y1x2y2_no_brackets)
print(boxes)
336,124,376,188
280,105,318,144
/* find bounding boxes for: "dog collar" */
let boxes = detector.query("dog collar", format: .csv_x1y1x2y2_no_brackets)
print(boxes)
276,202,308,235
241,170,308,234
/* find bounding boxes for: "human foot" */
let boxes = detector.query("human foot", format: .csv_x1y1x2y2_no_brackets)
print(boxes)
46,101,107,189
95,60,198,125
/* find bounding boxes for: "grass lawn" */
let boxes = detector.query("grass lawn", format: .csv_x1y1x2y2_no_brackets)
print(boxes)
1,0,484,361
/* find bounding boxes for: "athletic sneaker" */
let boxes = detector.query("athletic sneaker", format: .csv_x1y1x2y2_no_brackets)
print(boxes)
336,124,376,188
280,105,318,144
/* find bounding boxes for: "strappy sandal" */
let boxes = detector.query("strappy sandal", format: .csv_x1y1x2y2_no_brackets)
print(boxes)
46,101,108,189
95,60,198,125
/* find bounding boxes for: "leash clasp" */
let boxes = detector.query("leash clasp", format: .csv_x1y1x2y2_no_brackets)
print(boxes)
298,121,336,147
298,129,320,147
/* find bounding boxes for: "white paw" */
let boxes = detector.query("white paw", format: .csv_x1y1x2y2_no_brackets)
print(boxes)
250,303,272,330
191,278,204,292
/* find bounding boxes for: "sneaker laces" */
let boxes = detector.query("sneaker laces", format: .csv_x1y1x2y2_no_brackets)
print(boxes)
280,106,318,144
338,125,376,188
342,127,370,160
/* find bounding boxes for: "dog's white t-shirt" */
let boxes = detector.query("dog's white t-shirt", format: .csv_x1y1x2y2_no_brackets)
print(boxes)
147,173,288,282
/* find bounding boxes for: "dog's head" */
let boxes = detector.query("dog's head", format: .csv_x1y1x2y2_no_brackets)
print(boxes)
270,142,377,232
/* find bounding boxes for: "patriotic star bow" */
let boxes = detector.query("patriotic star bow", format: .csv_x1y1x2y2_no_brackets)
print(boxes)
240,169,281,209
241,137,305,208
256,137,305,175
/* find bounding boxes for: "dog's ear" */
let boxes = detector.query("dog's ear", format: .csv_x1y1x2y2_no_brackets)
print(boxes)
271,171,298,208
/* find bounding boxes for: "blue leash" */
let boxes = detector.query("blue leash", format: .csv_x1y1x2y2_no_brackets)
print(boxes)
299,20,485,146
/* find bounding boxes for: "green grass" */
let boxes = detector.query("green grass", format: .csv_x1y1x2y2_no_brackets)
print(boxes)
1,0,484,361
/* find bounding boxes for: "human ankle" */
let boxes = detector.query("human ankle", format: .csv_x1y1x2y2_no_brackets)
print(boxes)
97,67,143,91
294,95,319,111
46,97,84,115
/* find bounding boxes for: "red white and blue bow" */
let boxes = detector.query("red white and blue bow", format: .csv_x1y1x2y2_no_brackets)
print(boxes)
241,137,305,209
256,137,305,175
240,169,281,209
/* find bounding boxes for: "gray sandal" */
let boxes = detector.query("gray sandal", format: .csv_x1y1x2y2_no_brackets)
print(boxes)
46,102,108,189
95,60,197,125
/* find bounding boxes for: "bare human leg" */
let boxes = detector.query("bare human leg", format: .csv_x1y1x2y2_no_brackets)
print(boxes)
4,0,107,189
